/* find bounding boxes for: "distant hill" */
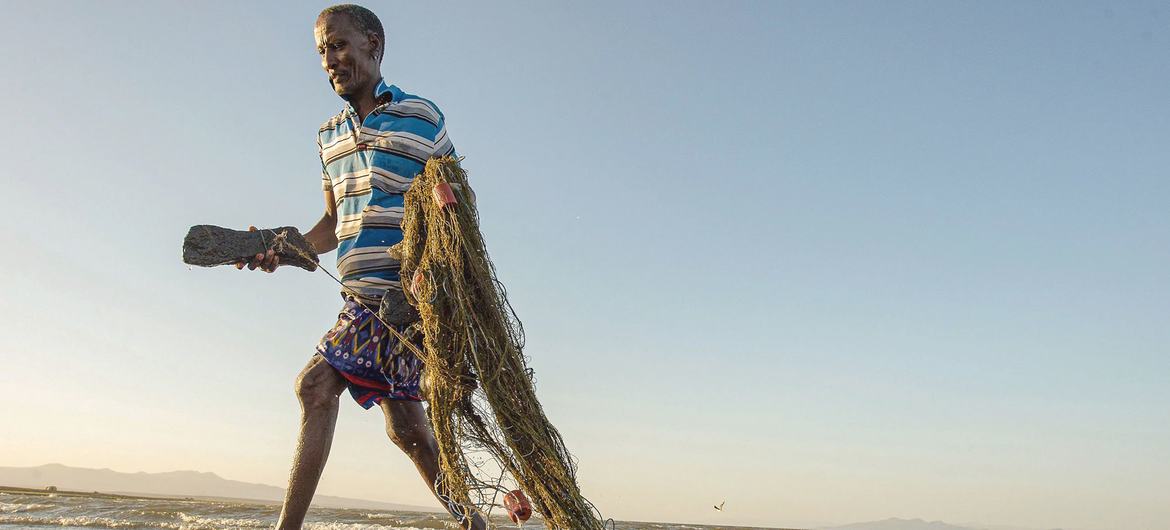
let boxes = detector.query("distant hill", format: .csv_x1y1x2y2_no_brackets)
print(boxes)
820,518,1077,530
0,463,439,512
822,519,985,530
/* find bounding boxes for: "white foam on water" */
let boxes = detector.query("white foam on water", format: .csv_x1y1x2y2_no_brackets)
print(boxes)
362,512,441,521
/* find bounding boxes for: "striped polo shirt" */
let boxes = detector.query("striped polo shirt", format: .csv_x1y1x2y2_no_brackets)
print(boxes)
318,79,455,304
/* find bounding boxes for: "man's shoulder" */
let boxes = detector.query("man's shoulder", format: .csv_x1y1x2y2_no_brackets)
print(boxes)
387,87,445,127
317,110,349,137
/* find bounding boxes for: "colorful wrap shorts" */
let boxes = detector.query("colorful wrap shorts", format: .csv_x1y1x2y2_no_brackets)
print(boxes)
316,298,424,408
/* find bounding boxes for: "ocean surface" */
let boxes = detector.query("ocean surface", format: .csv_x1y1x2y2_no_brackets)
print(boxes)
0,490,776,530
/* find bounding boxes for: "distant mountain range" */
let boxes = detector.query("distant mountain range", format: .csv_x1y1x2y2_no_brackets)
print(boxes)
821,519,984,530
820,518,1071,530
0,463,438,512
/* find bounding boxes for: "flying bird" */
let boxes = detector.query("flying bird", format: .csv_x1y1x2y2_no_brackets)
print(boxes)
714,501,725,512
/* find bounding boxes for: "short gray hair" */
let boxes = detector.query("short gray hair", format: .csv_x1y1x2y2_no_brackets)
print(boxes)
318,4,385,62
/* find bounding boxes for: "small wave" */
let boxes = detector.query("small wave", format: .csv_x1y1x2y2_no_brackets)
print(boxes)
0,502,53,513
176,512,270,529
364,512,398,520
127,508,182,517
363,512,460,529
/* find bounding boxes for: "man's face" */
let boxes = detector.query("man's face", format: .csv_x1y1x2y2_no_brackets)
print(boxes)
314,14,381,101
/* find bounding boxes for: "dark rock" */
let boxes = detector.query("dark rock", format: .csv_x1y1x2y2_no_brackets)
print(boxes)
182,225,318,271
378,287,420,327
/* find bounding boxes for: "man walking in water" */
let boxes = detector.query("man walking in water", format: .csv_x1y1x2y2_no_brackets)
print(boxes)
240,5,485,529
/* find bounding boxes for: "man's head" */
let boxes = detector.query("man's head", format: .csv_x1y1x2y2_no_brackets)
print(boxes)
315,4,384,102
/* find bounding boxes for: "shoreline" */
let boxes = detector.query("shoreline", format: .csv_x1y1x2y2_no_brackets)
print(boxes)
1,485,798,530
0,483,440,513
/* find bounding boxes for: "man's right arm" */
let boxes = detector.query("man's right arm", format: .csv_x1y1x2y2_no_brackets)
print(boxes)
237,187,336,272
240,135,338,272
305,187,338,255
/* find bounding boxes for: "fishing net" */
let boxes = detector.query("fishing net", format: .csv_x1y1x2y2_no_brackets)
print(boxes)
394,157,606,529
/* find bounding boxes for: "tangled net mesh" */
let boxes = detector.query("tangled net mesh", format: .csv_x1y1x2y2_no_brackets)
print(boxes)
397,157,606,529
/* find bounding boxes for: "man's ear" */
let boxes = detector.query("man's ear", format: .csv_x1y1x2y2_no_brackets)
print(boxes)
369,33,382,61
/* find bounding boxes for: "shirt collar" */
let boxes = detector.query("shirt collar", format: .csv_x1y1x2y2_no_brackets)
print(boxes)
344,78,401,117
374,78,399,103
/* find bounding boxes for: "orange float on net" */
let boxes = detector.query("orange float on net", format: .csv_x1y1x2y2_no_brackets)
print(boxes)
432,182,458,208
503,489,532,526
410,269,425,299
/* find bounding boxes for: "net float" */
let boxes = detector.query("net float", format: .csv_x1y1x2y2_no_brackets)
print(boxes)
432,182,458,208
410,269,425,299
503,489,532,526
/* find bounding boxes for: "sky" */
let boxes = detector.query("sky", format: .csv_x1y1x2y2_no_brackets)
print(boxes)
0,1,1168,529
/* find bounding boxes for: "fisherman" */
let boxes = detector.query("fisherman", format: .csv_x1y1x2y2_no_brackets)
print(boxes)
238,5,484,529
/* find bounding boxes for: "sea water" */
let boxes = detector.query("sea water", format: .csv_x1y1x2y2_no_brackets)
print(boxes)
0,490,776,530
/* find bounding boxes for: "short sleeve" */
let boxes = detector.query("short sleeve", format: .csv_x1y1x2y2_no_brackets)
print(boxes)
432,115,456,158
318,136,332,191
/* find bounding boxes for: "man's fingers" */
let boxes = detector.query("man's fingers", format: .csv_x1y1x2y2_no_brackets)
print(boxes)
237,229,282,273
260,249,278,272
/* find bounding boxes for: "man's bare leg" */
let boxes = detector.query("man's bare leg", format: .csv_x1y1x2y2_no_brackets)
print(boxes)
276,355,348,530
380,400,488,530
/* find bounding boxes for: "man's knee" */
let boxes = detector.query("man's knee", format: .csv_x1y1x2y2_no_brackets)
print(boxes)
294,358,344,410
387,429,436,458
386,417,435,455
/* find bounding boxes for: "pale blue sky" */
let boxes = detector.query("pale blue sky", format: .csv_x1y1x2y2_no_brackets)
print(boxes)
1,2,1168,529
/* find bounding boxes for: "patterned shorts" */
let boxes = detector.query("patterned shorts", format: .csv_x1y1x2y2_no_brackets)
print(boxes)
315,298,424,408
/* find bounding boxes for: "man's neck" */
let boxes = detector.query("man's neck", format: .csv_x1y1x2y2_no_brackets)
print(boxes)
350,94,377,122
